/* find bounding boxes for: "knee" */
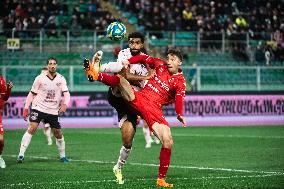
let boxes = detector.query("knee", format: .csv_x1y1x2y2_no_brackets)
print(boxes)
28,127,37,135
53,130,63,139
163,138,173,149
123,140,132,149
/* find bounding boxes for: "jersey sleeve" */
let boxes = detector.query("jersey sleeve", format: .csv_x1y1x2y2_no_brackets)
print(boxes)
117,50,128,63
0,76,7,100
128,55,163,69
30,76,41,94
0,77,12,101
61,76,69,92
175,77,186,116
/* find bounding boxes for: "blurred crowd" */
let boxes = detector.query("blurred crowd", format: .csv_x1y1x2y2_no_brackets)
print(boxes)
0,0,116,37
114,0,284,35
114,0,284,63
0,0,283,63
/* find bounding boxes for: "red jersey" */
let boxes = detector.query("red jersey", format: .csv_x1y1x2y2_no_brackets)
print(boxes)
128,55,186,116
0,76,11,122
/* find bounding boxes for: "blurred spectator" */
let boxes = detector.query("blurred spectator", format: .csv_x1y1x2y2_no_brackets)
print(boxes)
276,44,284,61
0,18,4,35
231,2,240,16
235,15,247,29
265,47,271,66
45,16,57,37
70,15,81,37
22,17,29,38
28,16,40,37
254,45,265,65
15,4,26,18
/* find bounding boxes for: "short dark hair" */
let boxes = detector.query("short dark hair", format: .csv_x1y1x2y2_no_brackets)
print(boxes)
46,57,57,64
167,48,183,62
128,32,145,43
41,67,48,71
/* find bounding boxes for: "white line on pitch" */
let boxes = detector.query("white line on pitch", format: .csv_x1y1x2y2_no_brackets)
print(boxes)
172,133,284,139
5,154,284,175
83,131,284,139
3,174,283,187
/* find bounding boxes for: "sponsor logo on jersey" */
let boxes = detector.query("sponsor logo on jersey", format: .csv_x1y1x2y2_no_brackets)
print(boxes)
154,76,170,91
148,83,159,93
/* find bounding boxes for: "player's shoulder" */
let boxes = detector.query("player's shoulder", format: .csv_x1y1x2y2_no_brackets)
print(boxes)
119,48,131,55
56,73,67,81
35,73,45,80
140,52,147,56
56,72,63,78
0,75,5,83
173,70,186,80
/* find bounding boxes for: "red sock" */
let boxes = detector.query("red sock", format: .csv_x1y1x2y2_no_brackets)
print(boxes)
0,139,4,155
98,73,120,86
158,147,172,179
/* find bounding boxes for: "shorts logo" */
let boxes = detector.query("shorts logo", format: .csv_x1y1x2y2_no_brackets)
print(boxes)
30,112,38,121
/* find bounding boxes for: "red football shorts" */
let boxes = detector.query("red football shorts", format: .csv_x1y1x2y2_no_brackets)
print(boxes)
129,91,169,131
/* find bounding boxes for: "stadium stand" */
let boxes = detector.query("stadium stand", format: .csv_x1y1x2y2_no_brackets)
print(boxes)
0,0,283,92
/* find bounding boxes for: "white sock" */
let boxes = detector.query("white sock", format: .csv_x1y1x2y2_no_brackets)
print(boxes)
100,62,123,73
143,127,152,145
56,136,66,158
43,126,52,143
153,135,160,144
116,146,132,169
19,132,33,157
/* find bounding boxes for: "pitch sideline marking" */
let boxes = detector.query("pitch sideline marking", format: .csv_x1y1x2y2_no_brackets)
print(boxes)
173,133,284,139
86,131,284,139
5,154,284,175
4,173,283,187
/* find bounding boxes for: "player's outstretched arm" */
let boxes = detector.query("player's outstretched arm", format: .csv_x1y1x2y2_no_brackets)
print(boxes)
175,78,187,127
1,81,13,101
59,91,70,113
177,115,187,127
123,55,157,68
119,67,155,81
23,91,35,121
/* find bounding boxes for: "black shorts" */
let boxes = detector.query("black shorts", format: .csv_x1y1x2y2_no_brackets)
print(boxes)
107,88,137,128
29,109,61,129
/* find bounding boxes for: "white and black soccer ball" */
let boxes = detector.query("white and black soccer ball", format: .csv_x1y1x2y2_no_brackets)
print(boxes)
106,21,126,41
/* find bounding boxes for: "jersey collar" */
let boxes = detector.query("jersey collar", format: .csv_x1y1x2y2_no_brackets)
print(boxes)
46,73,57,81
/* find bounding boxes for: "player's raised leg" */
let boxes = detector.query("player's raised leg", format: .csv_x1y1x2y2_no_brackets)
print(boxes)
83,51,103,82
84,59,136,103
100,61,124,73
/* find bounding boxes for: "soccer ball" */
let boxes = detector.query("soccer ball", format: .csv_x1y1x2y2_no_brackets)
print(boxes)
106,22,126,41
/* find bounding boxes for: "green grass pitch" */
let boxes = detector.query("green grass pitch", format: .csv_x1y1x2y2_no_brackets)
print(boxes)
1,126,284,188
